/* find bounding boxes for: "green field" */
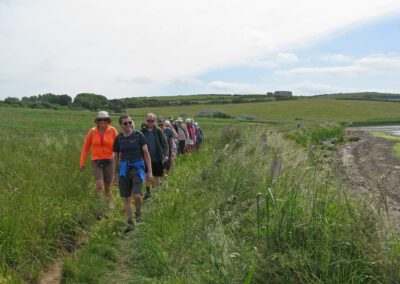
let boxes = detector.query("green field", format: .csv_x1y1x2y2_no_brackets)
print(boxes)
1,101,400,283
126,99,400,122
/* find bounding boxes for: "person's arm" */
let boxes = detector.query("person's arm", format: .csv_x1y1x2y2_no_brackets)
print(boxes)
171,127,178,139
80,129,93,172
142,145,152,182
112,152,119,186
159,129,169,162
169,137,174,156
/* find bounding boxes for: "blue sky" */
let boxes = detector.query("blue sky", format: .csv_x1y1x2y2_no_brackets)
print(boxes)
193,12,400,96
0,0,400,99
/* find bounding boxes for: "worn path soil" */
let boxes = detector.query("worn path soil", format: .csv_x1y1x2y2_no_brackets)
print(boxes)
338,129,400,231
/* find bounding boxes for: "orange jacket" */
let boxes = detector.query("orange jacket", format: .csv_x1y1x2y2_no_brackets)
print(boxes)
80,125,118,166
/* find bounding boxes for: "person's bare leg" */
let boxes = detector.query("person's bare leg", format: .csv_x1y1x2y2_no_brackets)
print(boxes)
154,177,162,187
124,196,133,222
95,180,104,197
133,194,142,212
104,183,112,199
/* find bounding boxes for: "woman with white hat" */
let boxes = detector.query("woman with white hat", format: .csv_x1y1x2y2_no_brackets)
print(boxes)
80,111,118,199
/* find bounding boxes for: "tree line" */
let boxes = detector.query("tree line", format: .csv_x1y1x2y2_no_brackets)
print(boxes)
0,92,298,113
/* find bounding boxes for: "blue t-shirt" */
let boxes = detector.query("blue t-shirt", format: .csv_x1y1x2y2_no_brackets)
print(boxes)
146,130,160,162
113,131,147,163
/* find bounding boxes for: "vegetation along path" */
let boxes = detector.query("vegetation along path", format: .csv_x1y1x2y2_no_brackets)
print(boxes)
338,128,400,230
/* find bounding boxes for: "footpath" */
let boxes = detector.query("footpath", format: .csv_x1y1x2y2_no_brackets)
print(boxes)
337,129,400,231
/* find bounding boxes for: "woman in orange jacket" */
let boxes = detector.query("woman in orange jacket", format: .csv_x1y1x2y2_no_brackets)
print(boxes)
80,111,118,198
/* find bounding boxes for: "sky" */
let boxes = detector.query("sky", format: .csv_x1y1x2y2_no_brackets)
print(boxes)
0,0,400,99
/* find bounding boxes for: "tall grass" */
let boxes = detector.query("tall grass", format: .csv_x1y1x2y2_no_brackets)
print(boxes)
0,108,116,282
97,125,399,283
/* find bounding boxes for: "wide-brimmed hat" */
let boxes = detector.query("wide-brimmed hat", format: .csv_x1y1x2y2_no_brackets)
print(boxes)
168,116,174,121
186,118,192,124
176,117,183,122
94,111,111,123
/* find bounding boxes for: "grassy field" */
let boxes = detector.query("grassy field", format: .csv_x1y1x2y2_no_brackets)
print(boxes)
126,99,400,122
0,107,234,282
63,125,400,283
2,101,400,283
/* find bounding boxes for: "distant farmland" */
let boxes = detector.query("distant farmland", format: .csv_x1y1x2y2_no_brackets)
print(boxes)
127,99,400,122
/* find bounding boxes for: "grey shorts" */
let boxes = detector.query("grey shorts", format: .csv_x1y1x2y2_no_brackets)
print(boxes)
119,167,143,197
91,160,113,184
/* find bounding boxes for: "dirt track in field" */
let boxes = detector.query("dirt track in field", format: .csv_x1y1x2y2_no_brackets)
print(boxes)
337,128,400,231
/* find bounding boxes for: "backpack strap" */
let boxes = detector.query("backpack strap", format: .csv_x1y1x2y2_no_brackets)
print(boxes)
178,125,188,138
91,127,96,137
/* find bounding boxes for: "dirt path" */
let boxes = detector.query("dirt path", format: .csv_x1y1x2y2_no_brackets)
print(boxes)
338,129,400,230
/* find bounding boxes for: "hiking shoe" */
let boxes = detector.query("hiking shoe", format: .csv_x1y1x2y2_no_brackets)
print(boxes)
135,211,142,223
124,219,134,233
143,193,151,200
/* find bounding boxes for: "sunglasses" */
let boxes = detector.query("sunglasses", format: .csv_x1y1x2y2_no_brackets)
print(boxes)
158,123,164,127
123,121,133,125
97,118,108,122
147,119,155,123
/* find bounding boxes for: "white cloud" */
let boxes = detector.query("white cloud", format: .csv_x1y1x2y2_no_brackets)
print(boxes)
0,0,400,98
289,81,356,95
276,55,400,77
207,81,268,94
117,77,154,84
321,54,353,62
277,53,299,63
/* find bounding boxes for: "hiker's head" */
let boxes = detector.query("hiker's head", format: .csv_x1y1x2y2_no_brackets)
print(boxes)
186,118,192,125
119,115,134,130
165,121,172,128
95,111,111,124
157,117,165,129
176,117,183,125
146,113,156,128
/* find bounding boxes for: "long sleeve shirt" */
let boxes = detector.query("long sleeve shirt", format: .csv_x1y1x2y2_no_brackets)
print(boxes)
80,125,118,166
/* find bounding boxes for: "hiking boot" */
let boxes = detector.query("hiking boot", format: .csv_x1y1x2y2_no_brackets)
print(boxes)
135,211,142,223
143,193,151,200
124,219,134,233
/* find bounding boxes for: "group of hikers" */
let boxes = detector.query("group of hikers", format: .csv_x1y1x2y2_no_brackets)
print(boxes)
80,111,204,232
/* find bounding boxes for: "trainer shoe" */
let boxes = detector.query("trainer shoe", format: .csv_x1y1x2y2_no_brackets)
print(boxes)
124,219,134,233
143,193,151,200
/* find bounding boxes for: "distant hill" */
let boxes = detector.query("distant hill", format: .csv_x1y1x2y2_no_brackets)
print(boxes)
313,92,400,101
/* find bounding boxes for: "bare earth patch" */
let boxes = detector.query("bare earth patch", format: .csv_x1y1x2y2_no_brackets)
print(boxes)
338,129,400,231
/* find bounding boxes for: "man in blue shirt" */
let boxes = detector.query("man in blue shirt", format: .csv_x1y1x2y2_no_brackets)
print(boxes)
113,115,152,232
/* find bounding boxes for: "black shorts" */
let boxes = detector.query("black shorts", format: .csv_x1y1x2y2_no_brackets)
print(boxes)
145,161,164,177
119,167,143,197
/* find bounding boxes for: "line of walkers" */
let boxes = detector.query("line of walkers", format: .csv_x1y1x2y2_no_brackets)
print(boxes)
80,111,205,232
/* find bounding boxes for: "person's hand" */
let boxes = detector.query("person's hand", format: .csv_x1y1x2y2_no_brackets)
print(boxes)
113,175,118,186
80,166,85,173
146,170,152,182
164,156,169,163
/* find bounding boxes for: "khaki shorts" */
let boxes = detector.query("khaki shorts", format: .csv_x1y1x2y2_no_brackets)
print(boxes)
91,160,114,184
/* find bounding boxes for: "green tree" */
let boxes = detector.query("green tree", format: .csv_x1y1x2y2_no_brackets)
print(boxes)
73,93,108,111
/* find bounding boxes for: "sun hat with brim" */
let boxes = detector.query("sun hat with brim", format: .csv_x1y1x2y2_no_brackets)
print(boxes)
176,117,183,122
94,111,111,123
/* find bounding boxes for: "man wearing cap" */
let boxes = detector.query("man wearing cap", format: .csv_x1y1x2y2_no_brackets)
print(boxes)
141,113,169,199
176,117,189,155
80,111,118,199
